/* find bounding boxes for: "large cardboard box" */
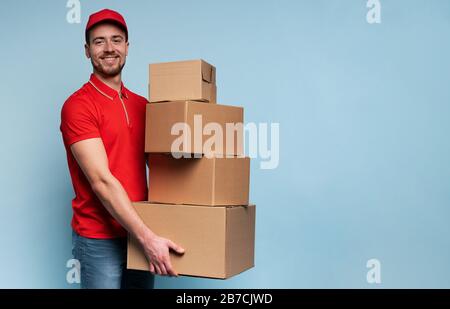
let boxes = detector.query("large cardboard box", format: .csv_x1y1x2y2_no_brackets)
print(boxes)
149,59,216,103
148,154,250,206
145,101,244,156
127,202,256,279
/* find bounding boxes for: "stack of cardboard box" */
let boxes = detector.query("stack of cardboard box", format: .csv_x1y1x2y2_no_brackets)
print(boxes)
127,60,255,279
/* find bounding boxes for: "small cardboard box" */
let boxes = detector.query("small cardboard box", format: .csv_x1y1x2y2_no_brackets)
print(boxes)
148,154,250,206
149,59,216,103
145,101,244,156
127,202,256,279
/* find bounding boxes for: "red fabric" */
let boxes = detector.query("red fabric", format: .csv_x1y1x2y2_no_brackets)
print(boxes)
86,9,128,34
60,74,147,239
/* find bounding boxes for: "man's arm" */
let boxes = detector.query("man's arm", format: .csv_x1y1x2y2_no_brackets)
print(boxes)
70,137,184,276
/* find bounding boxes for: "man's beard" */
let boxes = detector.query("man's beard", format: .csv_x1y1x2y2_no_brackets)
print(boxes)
92,57,126,77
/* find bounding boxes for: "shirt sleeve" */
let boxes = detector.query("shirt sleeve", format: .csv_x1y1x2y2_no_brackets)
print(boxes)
60,96,101,147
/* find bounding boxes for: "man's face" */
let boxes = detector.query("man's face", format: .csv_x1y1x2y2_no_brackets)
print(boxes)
85,23,128,77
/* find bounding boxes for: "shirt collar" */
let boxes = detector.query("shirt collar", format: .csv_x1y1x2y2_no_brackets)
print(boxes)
88,73,129,100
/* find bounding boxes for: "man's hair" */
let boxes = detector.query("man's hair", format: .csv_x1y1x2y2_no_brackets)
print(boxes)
85,20,128,44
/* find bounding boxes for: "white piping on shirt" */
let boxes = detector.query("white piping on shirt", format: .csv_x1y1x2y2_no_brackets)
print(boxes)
118,93,130,127
88,80,131,128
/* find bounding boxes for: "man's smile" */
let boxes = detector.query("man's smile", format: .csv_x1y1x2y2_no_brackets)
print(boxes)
101,55,120,64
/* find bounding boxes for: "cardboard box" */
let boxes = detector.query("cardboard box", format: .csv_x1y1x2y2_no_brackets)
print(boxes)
127,202,256,279
145,101,244,156
149,59,216,103
148,154,250,206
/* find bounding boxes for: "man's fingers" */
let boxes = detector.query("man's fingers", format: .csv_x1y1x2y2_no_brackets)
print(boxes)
164,260,178,277
149,263,155,274
154,263,162,275
159,262,168,276
168,240,185,254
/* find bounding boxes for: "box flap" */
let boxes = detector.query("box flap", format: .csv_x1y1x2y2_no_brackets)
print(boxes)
201,60,216,84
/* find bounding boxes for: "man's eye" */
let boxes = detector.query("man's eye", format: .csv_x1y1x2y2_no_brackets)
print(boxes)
94,40,104,45
113,38,123,43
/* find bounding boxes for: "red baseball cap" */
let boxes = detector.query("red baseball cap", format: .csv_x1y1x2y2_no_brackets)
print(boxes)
85,9,128,41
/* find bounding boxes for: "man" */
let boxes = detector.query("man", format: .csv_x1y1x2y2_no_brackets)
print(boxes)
60,9,184,289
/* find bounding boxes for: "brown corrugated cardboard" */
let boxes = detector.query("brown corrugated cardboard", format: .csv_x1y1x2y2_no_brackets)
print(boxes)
148,154,250,206
127,202,256,279
149,59,217,103
145,101,244,156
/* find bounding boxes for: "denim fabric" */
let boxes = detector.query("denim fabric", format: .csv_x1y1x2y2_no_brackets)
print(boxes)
72,230,154,289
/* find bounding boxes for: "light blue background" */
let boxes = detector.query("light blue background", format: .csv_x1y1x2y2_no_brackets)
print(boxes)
1,0,449,288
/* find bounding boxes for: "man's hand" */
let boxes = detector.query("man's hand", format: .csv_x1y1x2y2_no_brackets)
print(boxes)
140,232,185,276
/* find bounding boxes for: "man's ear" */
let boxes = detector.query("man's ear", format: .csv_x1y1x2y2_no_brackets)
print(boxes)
125,41,129,56
84,43,91,59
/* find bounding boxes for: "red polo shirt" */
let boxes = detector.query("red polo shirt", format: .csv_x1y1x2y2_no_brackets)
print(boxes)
60,74,148,239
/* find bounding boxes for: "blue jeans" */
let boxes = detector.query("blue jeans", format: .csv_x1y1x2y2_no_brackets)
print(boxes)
72,230,154,289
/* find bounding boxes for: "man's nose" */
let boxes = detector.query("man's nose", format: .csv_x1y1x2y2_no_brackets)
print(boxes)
104,40,114,52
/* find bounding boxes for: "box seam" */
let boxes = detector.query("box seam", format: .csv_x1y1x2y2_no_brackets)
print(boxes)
211,157,216,205
224,207,229,278
184,101,189,153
